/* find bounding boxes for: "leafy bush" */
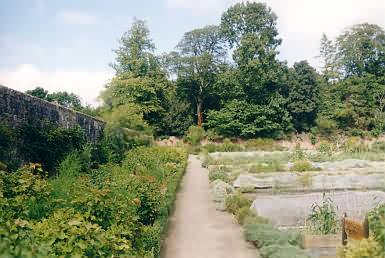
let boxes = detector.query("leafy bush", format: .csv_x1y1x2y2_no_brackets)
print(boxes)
19,120,87,172
235,207,255,225
206,99,292,139
50,152,82,203
0,146,188,258
208,168,229,182
343,136,369,153
260,244,310,258
102,104,154,163
290,160,319,172
0,120,87,172
0,163,51,221
0,122,18,170
244,223,303,249
371,140,385,152
339,238,383,258
290,146,307,161
368,204,385,253
225,192,252,214
316,117,338,137
243,214,270,225
31,208,135,257
185,125,205,146
308,193,338,234
317,140,333,153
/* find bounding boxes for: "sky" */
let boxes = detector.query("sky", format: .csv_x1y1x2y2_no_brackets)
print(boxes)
0,0,384,105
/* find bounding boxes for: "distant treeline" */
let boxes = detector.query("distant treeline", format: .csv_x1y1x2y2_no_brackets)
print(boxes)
28,2,385,148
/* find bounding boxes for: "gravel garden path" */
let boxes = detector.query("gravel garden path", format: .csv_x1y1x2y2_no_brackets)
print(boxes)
161,155,257,258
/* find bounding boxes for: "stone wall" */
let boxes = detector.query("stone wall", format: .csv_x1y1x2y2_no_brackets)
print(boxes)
0,85,105,143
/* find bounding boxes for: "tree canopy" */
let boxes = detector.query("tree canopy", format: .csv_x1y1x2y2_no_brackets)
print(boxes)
97,5,385,140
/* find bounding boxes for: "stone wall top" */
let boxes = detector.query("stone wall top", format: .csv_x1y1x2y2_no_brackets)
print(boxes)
0,85,105,143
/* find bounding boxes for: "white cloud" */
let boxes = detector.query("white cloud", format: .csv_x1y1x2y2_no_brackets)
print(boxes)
0,64,113,106
166,0,232,15
166,0,385,67
58,11,100,25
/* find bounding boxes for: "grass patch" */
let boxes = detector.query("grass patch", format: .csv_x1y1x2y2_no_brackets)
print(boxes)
290,160,320,172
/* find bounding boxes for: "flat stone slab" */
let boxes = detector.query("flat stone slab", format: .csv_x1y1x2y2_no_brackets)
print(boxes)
233,172,385,191
250,191,385,226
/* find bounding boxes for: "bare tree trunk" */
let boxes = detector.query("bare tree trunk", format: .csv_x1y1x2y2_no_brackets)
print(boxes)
197,101,203,127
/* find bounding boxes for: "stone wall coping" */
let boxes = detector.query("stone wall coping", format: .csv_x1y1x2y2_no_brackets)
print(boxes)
0,84,105,124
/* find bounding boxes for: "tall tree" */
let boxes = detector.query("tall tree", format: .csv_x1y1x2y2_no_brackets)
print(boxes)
175,25,225,126
336,23,385,77
287,61,320,132
319,33,340,83
111,19,160,77
102,19,172,136
220,2,285,104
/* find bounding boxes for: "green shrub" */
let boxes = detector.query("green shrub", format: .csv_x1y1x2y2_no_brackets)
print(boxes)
339,238,383,258
208,168,229,182
0,145,187,258
0,122,18,170
368,204,385,253
102,104,154,163
18,120,87,172
371,140,385,152
343,136,369,153
308,194,338,234
51,152,82,203
291,160,319,172
290,146,307,161
205,99,292,139
225,192,252,214
243,214,270,225
244,223,288,248
0,162,7,172
316,117,338,136
260,244,310,258
317,140,333,153
31,208,135,257
185,125,205,146
235,207,255,225
244,223,304,249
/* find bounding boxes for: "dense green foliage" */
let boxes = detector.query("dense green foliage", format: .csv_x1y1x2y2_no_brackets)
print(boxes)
308,194,338,234
0,146,187,257
96,2,385,140
368,204,385,253
244,223,304,250
0,121,86,172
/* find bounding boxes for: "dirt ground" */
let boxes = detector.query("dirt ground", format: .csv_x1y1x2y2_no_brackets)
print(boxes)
161,155,258,258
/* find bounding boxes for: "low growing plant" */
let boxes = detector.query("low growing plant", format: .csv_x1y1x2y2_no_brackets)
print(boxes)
368,204,385,253
185,125,205,146
291,160,320,172
338,238,383,258
308,193,338,234
225,192,252,214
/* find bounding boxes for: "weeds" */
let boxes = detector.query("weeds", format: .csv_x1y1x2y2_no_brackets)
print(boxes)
308,193,338,234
